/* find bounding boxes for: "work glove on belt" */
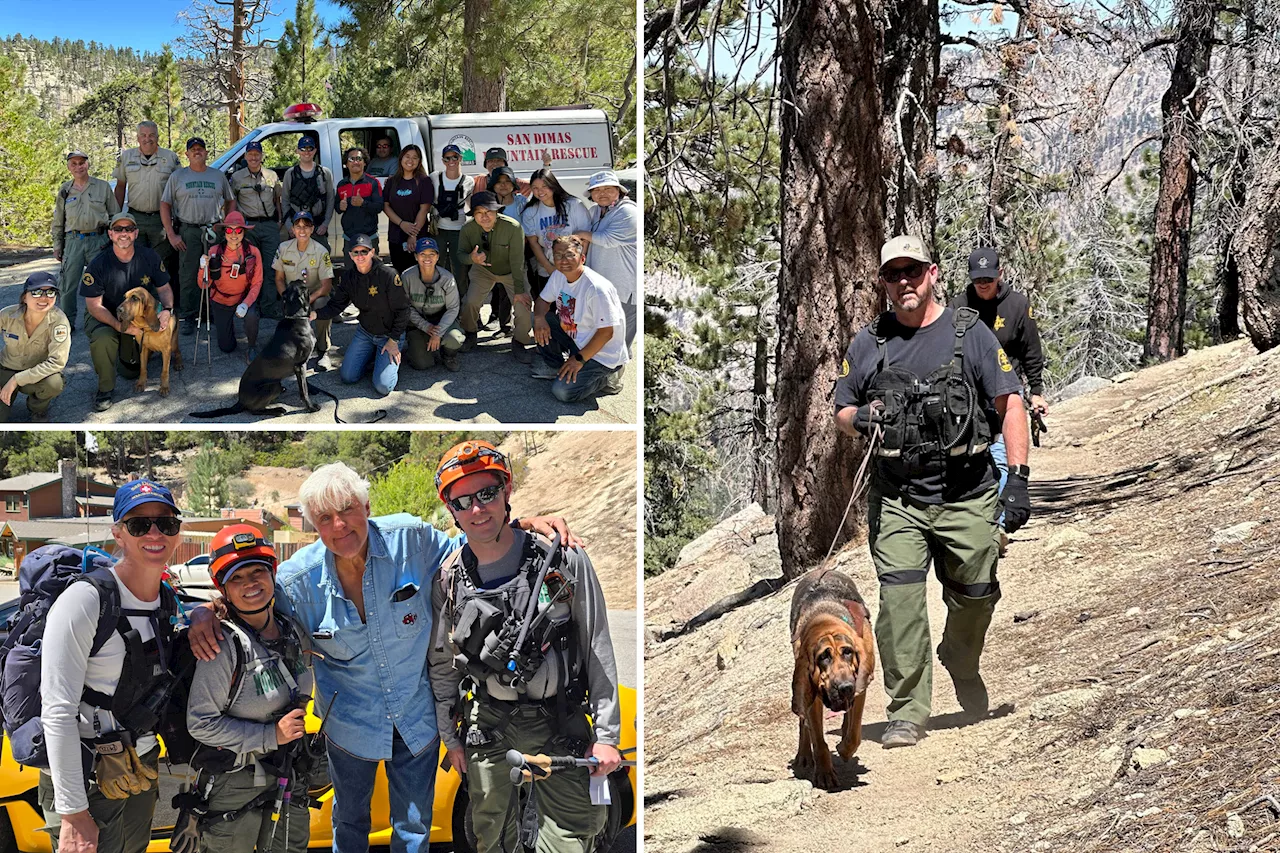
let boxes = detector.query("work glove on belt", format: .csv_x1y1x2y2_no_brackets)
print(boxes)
93,733,158,799
1001,473,1031,534
169,787,207,853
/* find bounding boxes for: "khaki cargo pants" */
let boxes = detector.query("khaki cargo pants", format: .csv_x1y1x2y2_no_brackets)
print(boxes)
38,746,160,853
464,699,606,853
0,368,64,420
868,486,1002,727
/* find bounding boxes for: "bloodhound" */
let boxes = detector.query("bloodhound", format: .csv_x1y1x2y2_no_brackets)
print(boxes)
116,287,182,397
790,567,875,790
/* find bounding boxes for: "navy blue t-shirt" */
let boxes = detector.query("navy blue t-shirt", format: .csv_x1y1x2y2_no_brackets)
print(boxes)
80,245,170,316
834,308,1022,503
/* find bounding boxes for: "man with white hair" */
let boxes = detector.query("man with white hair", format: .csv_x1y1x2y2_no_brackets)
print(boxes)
187,460,574,853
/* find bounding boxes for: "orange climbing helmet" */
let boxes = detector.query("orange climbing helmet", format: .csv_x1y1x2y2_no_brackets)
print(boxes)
209,523,277,590
435,440,512,501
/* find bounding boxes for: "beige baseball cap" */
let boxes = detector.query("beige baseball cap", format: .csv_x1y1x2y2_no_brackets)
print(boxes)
880,235,932,268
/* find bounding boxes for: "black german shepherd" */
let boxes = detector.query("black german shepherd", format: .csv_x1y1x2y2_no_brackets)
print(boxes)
191,280,318,418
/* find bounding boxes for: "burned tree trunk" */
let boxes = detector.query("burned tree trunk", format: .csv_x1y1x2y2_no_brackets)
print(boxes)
776,0,886,576
882,0,940,249
1143,0,1214,362
1236,146,1280,351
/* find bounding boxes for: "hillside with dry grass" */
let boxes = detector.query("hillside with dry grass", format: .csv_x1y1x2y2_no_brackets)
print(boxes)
644,339,1280,853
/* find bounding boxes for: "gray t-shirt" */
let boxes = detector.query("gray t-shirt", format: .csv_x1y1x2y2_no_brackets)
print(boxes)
161,166,234,225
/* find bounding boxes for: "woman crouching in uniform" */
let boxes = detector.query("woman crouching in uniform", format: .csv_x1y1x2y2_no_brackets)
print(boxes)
178,525,316,853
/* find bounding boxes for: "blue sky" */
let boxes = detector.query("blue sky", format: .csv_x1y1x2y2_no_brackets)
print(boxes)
0,0,346,54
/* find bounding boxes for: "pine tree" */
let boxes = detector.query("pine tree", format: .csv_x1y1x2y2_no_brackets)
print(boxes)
266,0,334,120
0,56,64,245
148,45,187,149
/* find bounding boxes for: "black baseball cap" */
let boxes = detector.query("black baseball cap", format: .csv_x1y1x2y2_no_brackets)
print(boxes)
968,247,1000,280
350,234,376,250
23,271,59,293
483,147,508,163
468,191,502,214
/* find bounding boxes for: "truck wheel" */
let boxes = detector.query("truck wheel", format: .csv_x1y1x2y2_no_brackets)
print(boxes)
451,788,477,853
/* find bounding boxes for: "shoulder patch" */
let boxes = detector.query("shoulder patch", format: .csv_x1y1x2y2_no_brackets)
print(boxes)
840,358,850,378
82,273,94,287
322,253,331,267
394,275,403,287
998,349,1013,373
1027,304,1034,318
53,325,70,343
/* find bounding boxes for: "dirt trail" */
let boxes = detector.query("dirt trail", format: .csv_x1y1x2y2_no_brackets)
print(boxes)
644,340,1280,853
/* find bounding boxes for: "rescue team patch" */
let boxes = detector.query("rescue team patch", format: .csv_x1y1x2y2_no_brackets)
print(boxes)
998,349,1013,372
840,358,850,378
53,326,70,343
82,273,94,286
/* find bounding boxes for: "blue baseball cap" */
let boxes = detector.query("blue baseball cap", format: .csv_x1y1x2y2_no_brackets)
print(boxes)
186,137,207,151
297,136,317,150
245,140,263,152
414,236,439,254
442,144,462,157
291,210,315,223
23,272,58,293
113,479,180,522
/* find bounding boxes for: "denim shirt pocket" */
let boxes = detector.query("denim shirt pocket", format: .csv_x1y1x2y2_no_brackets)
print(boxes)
391,583,426,639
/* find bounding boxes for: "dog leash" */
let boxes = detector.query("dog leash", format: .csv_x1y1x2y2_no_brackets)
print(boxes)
305,381,387,425
825,404,885,563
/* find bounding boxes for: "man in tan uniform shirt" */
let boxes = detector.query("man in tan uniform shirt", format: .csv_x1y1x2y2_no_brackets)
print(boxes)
53,150,119,329
113,120,181,299
0,272,72,422
230,139,283,318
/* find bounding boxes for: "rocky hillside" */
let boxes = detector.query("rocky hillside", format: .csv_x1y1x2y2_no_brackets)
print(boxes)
644,338,1280,852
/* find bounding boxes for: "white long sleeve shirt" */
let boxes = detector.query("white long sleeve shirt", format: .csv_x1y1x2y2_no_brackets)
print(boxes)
41,568,161,815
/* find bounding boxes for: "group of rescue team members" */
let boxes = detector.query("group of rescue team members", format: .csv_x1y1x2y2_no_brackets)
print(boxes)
835,235,1047,749
12,123,637,418
32,441,623,853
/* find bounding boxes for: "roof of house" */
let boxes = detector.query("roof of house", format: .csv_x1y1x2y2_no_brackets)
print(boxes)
0,473,61,492
1,519,116,542
75,496,115,508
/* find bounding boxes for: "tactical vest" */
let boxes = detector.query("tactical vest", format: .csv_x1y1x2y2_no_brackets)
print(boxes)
442,534,580,700
866,307,993,470
436,175,464,221
288,165,327,222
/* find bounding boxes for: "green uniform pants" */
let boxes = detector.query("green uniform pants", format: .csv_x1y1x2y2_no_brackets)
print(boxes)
0,368,64,420
405,325,463,369
460,267,533,344
179,223,216,323
247,222,283,319
200,767,310,853
60,231,109,326
130,211,178,311
38,746,160,853
868,486,1002,726
464,700,606,853
87,320,142,393
437,228,462,279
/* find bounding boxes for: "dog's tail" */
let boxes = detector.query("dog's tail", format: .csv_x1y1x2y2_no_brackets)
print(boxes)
189,402,246,418
306,381,388,425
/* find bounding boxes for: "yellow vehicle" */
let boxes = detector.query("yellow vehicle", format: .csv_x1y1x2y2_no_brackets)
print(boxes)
0,687,637,853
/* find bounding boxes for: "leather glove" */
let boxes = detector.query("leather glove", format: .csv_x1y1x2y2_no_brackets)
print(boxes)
853,402,885,436
94,735,158,799
236,302,249,318
1001,473,1031,534
170,806,202,853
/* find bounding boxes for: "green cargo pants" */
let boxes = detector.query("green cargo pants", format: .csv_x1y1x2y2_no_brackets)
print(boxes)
59,231,109,327
38,746,160,853
200,766,310,853
178,222,215,323
248,222,283,319
868,486,1002,727
464,699,606,853
87,319,142,393
0,368,64,420
405,325,463,369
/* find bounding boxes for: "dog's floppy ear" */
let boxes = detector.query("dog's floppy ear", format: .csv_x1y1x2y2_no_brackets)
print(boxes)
791,637,812,717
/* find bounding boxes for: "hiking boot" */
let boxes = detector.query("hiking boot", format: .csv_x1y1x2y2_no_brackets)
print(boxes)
881,720,924,749
94,391,113,412
442,350,460,372
950,672,990,719
511,342,533,364
531,362,560,380
460,332,478,352
29,409,49,423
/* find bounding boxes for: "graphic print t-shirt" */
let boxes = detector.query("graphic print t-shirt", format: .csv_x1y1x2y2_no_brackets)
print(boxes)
538,266,629,369
521,198,591,259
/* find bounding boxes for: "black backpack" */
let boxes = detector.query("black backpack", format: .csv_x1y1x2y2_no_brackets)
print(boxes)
0,545,199,768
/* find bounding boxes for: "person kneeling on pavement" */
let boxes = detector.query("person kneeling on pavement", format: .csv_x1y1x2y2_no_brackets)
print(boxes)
532,236,628,403
199,211,263,360
0,272,71,422
456,191,534,362
83,212,176,412
312,234,409,396
428,441,623,853
36,479,187,853
175,524,315,853
402,236,463,372
833,235,1032,750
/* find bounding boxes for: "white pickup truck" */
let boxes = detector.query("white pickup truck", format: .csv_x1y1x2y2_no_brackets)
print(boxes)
209,106,627,255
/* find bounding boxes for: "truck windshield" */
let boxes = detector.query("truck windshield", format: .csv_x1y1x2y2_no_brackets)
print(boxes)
210,130,263,170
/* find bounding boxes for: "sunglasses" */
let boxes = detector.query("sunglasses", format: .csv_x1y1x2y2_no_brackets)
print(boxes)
28,288,59,299
348,156,365,162
880,262,927,282
350,248,373,257
111,226,138,234
443,155,461,162
447,484,503,513
225,227,244,235
120,516,182,537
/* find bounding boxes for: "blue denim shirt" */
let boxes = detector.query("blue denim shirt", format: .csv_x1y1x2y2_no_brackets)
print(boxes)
275,513,462,760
